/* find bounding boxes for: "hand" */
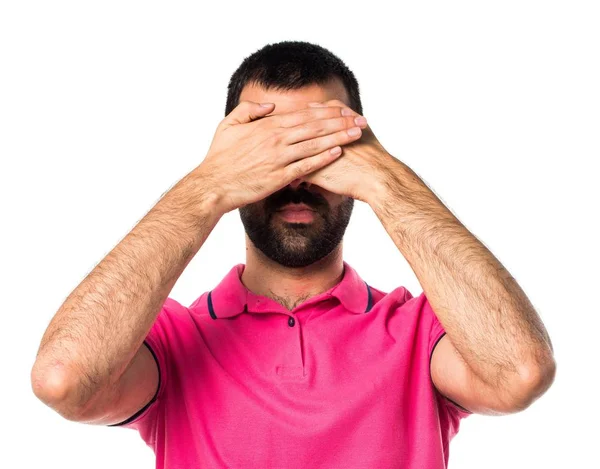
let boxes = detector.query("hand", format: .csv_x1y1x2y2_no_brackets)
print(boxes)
196,100,367,214
302,100,401,204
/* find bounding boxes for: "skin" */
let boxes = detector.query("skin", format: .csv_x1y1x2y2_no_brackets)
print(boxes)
284,95,556,414
31,76,556,425
234,80,556,414
237,80,359,310
30,79,368,423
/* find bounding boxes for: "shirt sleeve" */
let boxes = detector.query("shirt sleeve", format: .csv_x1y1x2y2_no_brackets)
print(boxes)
422,292,474,420
106,297,180,432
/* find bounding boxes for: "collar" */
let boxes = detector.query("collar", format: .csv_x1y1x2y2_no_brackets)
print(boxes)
206,261,373,319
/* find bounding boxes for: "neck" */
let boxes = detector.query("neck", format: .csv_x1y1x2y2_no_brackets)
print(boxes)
241,238,345,311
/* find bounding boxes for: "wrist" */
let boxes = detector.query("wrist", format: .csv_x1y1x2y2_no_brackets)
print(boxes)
186,166,229,217
160,166,226,227
370,160,456,224
368,157,412,211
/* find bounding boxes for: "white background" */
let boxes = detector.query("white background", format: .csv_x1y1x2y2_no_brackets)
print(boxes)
2,1,598,468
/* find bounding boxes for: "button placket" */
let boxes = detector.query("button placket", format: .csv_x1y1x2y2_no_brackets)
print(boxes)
274,313,304,380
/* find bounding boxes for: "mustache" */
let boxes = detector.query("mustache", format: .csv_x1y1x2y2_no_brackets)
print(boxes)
265,187,328,213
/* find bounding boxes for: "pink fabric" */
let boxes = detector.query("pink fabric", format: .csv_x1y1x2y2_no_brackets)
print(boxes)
109,262,471,468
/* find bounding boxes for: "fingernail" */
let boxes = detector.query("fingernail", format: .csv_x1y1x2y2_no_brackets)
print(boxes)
354,116,367,126
341,108,354,116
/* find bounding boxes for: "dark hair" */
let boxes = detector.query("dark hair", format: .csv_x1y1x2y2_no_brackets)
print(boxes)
225,40,363,117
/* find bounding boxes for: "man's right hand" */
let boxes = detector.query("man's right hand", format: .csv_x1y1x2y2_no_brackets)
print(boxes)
196,100,368,215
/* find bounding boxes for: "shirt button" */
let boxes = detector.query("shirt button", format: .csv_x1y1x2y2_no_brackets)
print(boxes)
288,316,295,327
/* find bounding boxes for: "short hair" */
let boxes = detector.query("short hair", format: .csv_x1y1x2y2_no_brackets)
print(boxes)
225,40,363,117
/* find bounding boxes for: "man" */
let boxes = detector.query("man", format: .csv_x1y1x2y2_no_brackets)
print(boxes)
31,41,556,468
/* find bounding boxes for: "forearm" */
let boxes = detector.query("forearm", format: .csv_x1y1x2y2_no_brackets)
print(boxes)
31,167,222,413
371,161,554,392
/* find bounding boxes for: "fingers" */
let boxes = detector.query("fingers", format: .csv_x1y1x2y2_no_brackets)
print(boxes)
284,146,343,182
282,114,368,146
222,100,275,126
270,105,348,129
307,99,357,114
282,124,363,163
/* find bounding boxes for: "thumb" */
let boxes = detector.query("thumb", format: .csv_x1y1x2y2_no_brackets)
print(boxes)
223,100,275,126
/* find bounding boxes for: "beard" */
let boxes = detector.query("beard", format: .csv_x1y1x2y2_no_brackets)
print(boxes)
239,186,354,268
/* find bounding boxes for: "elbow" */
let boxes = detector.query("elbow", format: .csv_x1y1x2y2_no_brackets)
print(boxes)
506,357,557,412
30,361,85,421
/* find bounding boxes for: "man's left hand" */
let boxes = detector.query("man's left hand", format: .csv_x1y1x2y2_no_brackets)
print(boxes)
302,99,402,205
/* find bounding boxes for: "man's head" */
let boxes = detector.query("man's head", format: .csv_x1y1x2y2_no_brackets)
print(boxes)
225,41,363,268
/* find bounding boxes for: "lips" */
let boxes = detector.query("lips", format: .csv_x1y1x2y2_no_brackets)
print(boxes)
275,203,317,223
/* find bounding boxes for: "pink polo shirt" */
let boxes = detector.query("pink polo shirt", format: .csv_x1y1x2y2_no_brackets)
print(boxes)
108,261,472,468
